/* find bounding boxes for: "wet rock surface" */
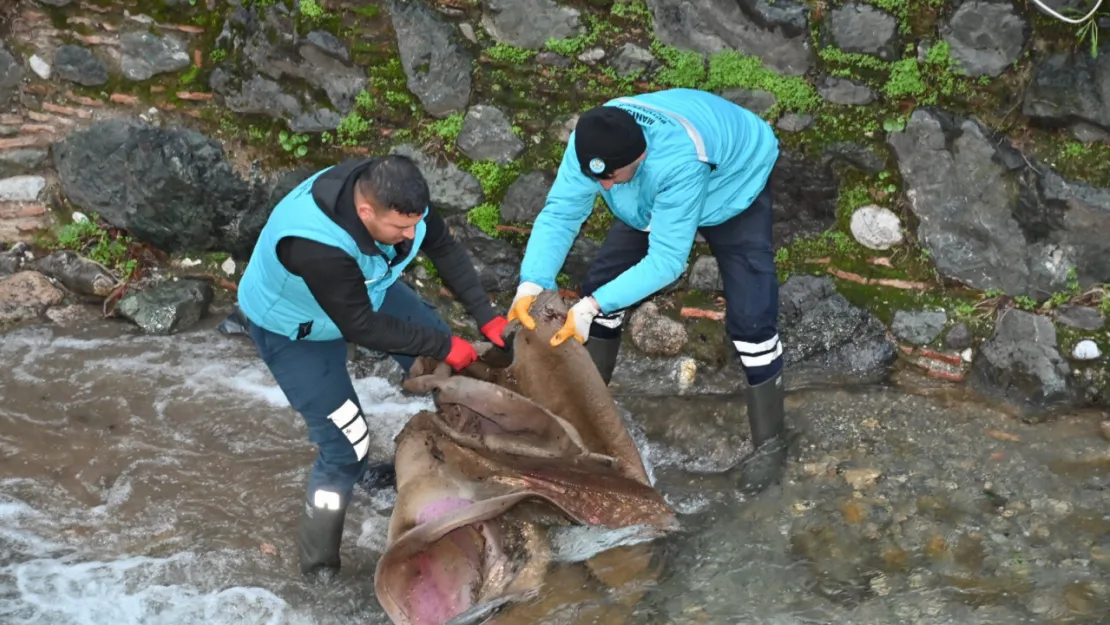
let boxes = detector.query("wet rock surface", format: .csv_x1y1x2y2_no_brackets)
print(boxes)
891,310,948,346
817,76,876,106
481,0,583,50
777,275,897,385
445,218,521,292
120,31,192,82
940,1,1028,78
1056,305,1106,331
0,242,29,277
500,171,553,223
115,278,214,335
969,309,1072,420
52,44,109,87
389,0,473,118
769,149,839,246
826,3,899,60
0,270,65,328
645,0,815,76
51,117,295,256
455,104,525,165
1023,43,1110,132
0,45,21,111
686,255,723,291
0,148,48,178
391,143,484,214
888,108,1110,299
34,250,120,298
208,1,367,132
609,275,896,396
629,302,688,357
641,385,1110,624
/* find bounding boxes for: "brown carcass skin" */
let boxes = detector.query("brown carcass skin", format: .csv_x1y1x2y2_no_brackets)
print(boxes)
373,290,680,625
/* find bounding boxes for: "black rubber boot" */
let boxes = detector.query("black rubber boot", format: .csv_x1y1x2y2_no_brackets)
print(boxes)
735,368,788,495
217,305,251,337
585,336,621,385
298,495,348,583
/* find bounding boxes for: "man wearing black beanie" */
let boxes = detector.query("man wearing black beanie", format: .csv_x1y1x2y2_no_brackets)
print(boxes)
506,88,788,495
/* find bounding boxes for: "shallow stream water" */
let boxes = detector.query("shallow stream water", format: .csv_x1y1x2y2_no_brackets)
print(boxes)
1,311,1108,625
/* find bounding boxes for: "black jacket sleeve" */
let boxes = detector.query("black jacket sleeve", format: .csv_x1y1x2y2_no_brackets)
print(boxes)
276,237,453,359
419,209,498,328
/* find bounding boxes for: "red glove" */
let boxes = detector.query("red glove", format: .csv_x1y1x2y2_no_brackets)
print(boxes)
444,336,478,371
480,316,509,348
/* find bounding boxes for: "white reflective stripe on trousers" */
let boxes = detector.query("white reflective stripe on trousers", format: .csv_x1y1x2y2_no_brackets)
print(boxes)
327,399,370,462
733,334,783,368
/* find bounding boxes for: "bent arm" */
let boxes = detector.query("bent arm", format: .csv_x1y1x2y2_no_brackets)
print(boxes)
419,208,497,327
589,162,710,313
518,138,598,289
279,237,453,359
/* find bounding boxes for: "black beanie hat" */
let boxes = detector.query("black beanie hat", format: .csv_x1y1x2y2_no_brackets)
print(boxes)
573,105,646,180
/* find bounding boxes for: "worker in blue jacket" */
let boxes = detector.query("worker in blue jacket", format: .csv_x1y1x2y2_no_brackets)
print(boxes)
506,88,788,495
236,154,508,582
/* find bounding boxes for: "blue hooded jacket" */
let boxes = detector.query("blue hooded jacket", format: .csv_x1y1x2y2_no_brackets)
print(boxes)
518,88,779,313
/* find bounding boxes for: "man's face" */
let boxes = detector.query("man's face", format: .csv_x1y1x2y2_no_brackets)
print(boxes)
357,197,422,245
597,153,645,190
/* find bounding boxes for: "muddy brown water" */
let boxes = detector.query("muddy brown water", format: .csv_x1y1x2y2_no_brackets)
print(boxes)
1,311,1109,625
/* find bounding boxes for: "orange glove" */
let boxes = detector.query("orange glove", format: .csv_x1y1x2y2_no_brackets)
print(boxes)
550,297,600,347
506,281,543,331
444,336,478,371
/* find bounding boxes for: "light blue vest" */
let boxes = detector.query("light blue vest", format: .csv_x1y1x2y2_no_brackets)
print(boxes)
237,168,427,341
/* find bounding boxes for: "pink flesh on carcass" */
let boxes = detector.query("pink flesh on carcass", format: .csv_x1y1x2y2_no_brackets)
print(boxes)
405,498,487,625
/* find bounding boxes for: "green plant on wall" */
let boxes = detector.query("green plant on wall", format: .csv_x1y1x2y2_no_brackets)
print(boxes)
278,130,310,157
1035,0,1107,57
46,213,138,280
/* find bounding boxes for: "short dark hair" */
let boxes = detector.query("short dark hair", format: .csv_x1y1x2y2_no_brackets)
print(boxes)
356,154,431,216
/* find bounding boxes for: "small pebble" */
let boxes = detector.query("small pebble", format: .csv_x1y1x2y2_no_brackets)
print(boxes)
1072,339,1101,360
29,55,51,79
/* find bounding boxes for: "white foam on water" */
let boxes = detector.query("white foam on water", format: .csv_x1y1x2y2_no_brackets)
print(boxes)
0,324,436,624
3,551,310,625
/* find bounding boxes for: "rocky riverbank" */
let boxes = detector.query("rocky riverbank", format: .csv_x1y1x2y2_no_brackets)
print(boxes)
0,0,1107,422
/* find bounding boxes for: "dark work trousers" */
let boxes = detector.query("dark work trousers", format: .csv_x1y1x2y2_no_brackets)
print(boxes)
248,279,450,514
581,181,782,386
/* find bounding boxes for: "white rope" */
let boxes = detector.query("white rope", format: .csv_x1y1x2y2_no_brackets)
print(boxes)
1027,0,1105,25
